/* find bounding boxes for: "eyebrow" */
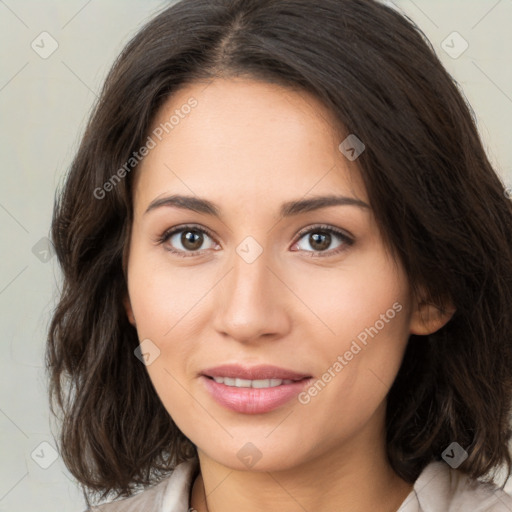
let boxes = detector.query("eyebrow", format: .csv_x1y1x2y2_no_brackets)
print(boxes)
144,194,370,217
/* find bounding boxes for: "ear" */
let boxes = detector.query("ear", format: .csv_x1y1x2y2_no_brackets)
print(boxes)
123,294,136,327
410,295,455,335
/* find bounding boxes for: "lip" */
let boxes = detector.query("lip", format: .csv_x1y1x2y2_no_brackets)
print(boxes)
200,364,312,414
202,364,310,381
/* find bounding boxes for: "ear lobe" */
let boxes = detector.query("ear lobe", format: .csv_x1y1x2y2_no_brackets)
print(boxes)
410,299,455,335
123,295,136,327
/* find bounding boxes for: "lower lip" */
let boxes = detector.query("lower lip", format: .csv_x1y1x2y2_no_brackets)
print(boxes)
201,376,311,414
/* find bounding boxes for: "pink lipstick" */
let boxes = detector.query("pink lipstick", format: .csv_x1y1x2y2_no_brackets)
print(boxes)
201,364,312,414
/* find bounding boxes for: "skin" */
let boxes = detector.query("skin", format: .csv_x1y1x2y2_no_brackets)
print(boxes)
123,78,453,512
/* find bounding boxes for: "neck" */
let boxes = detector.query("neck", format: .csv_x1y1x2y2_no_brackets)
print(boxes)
190,413,413,512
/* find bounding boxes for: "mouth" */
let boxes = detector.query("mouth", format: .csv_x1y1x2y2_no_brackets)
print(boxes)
207,376,297,388
200,364,312,414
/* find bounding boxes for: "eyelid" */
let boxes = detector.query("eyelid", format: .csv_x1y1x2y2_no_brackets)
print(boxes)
294,224,354,242
163,223,217,241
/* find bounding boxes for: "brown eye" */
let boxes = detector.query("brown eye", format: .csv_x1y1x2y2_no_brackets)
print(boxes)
293,226,353,255
181,230,204,251
308,232,331,251
160,225,218,255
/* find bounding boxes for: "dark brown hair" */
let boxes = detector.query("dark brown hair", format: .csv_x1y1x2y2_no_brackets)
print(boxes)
47,0,512,506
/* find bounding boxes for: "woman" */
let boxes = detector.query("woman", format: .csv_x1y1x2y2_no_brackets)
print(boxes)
47,0,512,510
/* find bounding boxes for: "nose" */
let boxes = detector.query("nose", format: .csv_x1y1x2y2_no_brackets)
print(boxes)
212,247,292,344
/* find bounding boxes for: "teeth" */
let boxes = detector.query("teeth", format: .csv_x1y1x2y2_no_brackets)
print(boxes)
211,377,295,388
235,378,252,388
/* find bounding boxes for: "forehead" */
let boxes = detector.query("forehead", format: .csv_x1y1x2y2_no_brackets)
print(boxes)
133,78,367,214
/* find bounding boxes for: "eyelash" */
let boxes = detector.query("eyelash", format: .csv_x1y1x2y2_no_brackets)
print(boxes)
155,224,354,258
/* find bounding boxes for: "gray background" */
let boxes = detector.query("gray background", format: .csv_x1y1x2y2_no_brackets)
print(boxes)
0,1,511,511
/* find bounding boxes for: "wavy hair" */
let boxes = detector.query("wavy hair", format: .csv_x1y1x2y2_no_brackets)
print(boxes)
47,0,512,506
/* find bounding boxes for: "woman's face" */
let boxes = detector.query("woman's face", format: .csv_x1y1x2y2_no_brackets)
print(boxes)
124,78,419,471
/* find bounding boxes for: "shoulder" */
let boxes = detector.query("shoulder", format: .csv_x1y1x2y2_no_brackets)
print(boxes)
84,459,198,512
398,461,512,512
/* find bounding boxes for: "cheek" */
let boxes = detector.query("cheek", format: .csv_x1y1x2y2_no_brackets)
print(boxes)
292,251,409,350
125,243,218,389
126,250,206,427
293,252,411,409
126,243,214,340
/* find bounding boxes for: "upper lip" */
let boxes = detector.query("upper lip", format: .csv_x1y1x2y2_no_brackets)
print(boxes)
201,364,311,381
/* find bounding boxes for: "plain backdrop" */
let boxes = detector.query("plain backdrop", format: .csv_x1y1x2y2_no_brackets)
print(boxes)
0,1,511,511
